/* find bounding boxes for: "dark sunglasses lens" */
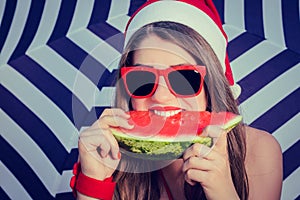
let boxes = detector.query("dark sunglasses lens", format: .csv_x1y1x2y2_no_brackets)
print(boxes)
168,70,201,95
125,71,156,97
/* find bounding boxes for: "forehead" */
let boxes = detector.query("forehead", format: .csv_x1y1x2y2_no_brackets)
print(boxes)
132,35,196,68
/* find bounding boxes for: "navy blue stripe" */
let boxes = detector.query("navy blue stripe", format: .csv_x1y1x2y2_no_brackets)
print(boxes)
296,194,300,200
227,32,264,61
0,85,68,173
48,37,87,69
80,106,108,127
48,37,117,88
8,55,84,126
244,0,264,38
0,136,54,199
283,140,300,180
88,0,111,25
0,0,17,53
55,192,75,200
128,0,147,16
250,88,300,133
48,0,76,43
71,96,96,130
282,0,300,54
76,55,118,88
214,0,225,24
0,187,10,200
88,22,124,52
104,69,118,87
61,148,78,171
9,0,45,61
238,49,300,103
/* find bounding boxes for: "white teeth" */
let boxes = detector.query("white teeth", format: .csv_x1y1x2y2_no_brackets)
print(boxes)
153,110,181,117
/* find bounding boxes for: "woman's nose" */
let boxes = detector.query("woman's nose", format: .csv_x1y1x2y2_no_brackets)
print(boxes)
151,76,175,102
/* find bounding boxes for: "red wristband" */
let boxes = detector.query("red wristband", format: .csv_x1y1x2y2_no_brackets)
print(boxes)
70,162,116,200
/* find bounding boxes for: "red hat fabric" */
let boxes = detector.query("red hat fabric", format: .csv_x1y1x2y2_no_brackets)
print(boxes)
124,0,241,98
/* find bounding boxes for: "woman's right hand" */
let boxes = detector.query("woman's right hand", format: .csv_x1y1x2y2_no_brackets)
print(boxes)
78,108,133,180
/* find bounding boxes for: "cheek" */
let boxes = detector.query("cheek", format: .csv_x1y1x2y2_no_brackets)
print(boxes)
179,90,207,111
195,93,207,110
131,99,148,110
196,90,207,110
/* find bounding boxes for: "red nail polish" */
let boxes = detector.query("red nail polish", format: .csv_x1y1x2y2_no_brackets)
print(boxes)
118,152,121,159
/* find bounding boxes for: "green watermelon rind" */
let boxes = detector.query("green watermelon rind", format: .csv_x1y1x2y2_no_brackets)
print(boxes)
111,113,242,160
222,114,243,131
112,129,212,160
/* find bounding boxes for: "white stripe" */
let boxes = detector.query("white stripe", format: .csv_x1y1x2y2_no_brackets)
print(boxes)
239,64,300,124
0,0,6,23
54,170,73,194
224,0,245,30
0,162,32,200
273,114,300,152
68,29,102,53
0,0,31,65
223,24,245,42
107,14,131,33
94,86,116,107
231,40,285,82
67,29,121,72
107,0,131,32
263,0,285,47
0,110,70,196
281,167,300,200
28,46,100,110
0,65,78,151
67,0,94,33
27,0,61,51
108,0,130,18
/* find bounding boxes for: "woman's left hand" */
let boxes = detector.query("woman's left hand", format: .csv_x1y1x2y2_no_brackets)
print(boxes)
182,126,240,200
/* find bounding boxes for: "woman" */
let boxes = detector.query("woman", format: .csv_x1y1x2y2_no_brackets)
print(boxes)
71,1,283,199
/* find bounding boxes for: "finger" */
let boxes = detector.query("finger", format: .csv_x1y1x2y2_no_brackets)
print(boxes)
99,115,134,129
79,130,109,155
202,125,225,138
182,156,213,172
183,143,212,161
102,130,120,160
203,125,228,152
185,176,196,186
90,108,131,129
97,140,111,158
185,168,207,185
101,108,130,119
79,129,119,159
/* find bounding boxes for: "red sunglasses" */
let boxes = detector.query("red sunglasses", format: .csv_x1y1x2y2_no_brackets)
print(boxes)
120,65,206,98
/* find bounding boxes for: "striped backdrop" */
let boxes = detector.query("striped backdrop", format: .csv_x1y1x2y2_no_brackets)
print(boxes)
0,0,299,199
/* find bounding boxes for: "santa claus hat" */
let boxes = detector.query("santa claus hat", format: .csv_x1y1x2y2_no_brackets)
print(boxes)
124,0,241,99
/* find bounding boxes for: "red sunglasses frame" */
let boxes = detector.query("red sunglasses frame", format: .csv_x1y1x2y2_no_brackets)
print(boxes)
120,65,206,98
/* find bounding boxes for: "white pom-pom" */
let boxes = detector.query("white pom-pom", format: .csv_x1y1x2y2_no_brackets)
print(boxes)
230,84,241,99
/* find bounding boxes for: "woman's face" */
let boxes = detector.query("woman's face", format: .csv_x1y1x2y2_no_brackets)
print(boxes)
131,34,207,116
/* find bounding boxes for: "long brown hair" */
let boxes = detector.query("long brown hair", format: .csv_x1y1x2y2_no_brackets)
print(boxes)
113,21,249,200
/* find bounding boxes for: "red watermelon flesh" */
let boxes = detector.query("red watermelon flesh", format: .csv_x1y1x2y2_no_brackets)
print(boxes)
111,111,242,159
116,111,242,141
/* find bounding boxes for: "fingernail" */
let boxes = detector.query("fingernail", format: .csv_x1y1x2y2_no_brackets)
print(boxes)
117,152,121,159
128,119,134,126
128,124,134,129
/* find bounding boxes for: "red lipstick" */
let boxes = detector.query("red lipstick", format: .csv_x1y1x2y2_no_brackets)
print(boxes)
150,106,182,111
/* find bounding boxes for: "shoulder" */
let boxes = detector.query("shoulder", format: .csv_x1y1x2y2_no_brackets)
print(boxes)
244,126,283,199
244,126,282,162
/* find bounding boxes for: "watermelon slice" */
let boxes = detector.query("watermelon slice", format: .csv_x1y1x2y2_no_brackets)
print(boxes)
111,111,242,160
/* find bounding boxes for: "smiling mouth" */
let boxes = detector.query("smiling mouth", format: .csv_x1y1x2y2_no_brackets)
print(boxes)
149,106,183,117
153,109,181,117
